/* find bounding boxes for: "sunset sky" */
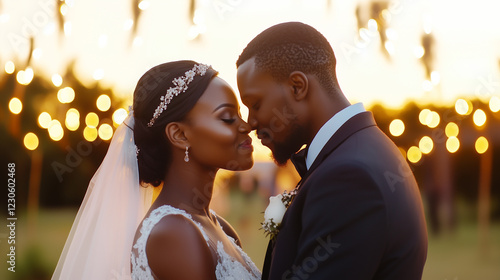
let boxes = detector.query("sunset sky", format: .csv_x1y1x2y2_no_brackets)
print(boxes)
2,0,500,108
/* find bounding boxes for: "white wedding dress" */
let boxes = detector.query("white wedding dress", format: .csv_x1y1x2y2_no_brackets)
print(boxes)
131,205,261,280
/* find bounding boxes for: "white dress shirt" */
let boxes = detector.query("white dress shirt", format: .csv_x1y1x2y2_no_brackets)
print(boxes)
305,103,366,170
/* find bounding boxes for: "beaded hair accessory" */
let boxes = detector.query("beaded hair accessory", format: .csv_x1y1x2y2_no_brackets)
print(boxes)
147,63,211,127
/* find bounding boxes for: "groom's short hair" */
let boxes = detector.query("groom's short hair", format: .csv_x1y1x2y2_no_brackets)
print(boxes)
237,22,338,92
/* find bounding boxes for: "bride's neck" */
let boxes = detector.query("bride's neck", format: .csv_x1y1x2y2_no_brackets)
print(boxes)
156,160,218,216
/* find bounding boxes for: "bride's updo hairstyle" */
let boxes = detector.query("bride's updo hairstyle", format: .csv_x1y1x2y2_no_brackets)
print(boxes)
133,60,218,187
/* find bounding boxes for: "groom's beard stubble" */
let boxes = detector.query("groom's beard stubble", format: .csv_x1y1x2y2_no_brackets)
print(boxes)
270,122,306,166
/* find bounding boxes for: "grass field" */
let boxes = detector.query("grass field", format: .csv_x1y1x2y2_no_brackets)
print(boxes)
1,191,499,280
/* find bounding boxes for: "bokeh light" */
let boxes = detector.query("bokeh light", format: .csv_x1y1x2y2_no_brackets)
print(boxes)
112,108,128,126
475,136,489,154
389,119,405,137
65,108,80,131
16,67,34,85
138,0,150,10
446,136,460,153
83,126,98,142
489,96,500,113
85,112,99,128
5,61,15,74
52,74,63,87
473,109,486,127
413,46,425,59
24,132,39,151
8,97,22,114
57,87,75,104
419,136,434,154
445,122,459,137
427,111,440,128
98,123,113,140
48,120,64,141
407,146,422,163
455,99,473,115
96,94,111,112
419,109,431,126
38,112,52,129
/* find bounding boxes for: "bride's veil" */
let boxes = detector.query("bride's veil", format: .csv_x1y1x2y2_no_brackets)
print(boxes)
52,112,153,279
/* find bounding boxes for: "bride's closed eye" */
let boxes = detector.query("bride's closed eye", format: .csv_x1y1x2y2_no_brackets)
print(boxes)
221,118,236,124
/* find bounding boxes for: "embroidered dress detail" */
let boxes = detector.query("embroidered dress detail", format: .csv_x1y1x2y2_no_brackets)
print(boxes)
131,205,261,279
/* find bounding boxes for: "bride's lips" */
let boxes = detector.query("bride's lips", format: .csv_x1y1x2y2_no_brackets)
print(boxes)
239,138,253,151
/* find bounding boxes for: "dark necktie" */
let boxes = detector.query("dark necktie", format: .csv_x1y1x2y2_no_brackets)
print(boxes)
290,148,308,178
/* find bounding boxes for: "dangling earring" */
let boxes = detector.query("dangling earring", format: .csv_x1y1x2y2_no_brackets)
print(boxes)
184,146,190,162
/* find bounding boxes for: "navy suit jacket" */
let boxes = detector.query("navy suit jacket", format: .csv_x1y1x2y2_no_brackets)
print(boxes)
262,111,428,280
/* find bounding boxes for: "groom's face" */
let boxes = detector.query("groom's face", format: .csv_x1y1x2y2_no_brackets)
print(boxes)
237,58,305,165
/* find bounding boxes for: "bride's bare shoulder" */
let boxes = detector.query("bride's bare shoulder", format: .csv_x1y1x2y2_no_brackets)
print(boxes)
146,215,216,280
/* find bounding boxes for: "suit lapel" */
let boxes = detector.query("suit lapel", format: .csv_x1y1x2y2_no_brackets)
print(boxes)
302,111,376,182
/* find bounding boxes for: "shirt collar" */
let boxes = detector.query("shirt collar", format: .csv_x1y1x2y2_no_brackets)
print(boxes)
305,103,366,169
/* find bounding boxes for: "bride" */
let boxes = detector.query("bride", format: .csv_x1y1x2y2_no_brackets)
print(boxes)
52,60,261,279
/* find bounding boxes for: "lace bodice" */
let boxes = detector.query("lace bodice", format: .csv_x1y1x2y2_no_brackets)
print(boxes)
131,205,261,279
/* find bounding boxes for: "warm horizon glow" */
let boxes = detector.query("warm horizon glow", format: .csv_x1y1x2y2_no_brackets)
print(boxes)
1,0,498,108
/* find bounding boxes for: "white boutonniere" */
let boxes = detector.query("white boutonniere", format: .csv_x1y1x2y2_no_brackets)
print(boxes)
261,189,297,241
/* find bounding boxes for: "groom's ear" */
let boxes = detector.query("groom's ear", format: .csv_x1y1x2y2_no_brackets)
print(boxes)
165,122,189,149
288,71,309,101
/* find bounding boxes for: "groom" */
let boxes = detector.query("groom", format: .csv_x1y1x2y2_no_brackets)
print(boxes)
236,22,428,279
